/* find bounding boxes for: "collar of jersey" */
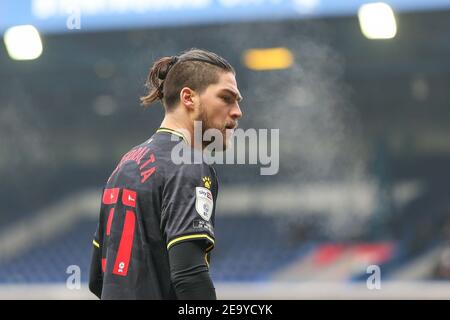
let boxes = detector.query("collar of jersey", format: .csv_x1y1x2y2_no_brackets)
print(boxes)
156,127,188,143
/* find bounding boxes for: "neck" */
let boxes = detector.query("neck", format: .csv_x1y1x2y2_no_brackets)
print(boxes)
160,112,194,145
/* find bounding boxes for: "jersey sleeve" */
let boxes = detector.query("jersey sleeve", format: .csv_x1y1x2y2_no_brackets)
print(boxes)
161,162,217,252
89,224,103,299
89,204,105,299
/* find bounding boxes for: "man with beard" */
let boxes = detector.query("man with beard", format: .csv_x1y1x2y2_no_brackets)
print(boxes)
89,48,243,299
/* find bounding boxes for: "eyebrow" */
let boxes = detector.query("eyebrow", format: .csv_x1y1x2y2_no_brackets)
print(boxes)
220,89,243,102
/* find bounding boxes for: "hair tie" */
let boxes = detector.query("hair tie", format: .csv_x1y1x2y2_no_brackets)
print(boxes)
170,56,179,65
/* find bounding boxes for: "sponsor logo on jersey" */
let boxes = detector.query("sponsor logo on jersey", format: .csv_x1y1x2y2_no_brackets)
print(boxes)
195,187,213,221
193,219,214,234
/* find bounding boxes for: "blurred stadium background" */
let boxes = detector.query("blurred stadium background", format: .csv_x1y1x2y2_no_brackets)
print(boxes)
1,0,450,299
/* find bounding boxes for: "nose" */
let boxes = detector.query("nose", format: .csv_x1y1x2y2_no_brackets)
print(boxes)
230,102,243,120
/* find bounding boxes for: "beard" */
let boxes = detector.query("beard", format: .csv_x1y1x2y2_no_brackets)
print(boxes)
196,104,229,150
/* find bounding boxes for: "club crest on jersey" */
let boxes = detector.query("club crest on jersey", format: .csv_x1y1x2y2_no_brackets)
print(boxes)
202,176,211,189
195,187,213,221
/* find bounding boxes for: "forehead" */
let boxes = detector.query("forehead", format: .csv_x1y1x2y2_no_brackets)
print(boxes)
209,72,241,97
216,71,238,88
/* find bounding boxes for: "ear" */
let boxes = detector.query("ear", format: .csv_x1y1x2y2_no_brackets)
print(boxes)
179,87,197,111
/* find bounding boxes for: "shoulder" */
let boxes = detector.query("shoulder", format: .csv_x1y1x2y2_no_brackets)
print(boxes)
166,161,215,185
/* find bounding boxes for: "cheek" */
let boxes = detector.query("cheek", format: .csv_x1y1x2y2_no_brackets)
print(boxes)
207,105,227,126
216,113,228,128
218,106,229,121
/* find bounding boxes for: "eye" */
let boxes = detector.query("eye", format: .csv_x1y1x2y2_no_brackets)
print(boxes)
221,96,233,104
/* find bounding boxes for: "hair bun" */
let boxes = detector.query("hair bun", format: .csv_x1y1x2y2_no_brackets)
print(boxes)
157,66,168,80
157,56,179,80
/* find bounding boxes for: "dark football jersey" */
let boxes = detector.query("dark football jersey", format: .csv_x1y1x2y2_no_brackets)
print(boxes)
89,128,218,299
